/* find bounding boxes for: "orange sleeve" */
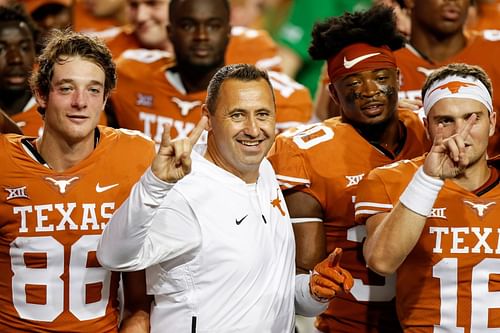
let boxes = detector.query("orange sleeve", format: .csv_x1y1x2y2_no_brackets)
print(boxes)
269,71,313,131
268,132,311,191
11,106,43,137
226,27,281,71
105,27,141,59
354,159,421,224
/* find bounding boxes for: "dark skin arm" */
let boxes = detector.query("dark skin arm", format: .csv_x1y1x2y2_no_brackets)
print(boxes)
119,270,153,333
0,110,22,134
284,190,326,274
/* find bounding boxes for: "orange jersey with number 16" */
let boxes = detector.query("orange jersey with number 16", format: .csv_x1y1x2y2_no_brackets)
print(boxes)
355,157,500,332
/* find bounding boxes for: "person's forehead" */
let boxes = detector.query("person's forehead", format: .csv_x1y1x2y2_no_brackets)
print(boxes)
128,0,168,5
171,0,228,18
0,21,33,39
220,78,270,92
217,79,274,108
431,97,487,113
51,57,105,78
340,67,396,80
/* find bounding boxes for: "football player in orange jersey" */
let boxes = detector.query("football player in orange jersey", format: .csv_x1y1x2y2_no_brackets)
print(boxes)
356,63,500,332
111,0,170,52
0,5,40,134
395,0,500,156
267,6,430,333
109,0,311,143
0,5,107,136
0,29,153,332
105,0,281,69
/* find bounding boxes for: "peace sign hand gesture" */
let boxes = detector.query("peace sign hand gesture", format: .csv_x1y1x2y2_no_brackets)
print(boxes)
423,114,476,180
151,115,208,183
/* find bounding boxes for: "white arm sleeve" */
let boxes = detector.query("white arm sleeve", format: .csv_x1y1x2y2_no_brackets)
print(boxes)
294,274,329,317
97,168,201,271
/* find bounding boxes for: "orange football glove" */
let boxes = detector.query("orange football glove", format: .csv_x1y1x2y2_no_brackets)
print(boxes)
309,248,354,302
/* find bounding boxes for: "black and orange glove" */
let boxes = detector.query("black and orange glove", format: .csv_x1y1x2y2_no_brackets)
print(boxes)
309,248,354,302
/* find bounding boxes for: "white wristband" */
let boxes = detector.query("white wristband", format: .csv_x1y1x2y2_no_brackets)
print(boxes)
399,166,444,217
294,274,328,317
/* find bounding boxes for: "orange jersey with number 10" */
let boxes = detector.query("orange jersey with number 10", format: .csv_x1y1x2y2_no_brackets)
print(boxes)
0,127,155,332
355,157,500,332
268,109,429,332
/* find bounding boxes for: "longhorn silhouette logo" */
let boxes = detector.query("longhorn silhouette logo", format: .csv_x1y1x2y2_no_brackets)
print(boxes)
464,200,496,217
45,177,79,194
171,97,202,116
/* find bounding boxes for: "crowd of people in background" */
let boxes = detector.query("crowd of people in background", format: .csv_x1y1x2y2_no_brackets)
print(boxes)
0,0,499,332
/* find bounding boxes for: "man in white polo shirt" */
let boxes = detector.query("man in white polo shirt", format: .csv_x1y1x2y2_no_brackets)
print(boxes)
97,63,353,332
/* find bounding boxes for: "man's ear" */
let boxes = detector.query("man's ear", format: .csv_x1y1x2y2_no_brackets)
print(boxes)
103,94,109,111
33,88,47,108
201,104,212,131
328,83,340,106
423,116,431,141
489,110,496,137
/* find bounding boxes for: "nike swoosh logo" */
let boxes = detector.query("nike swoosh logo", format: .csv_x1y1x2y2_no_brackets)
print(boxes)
343,52,380,69
96,183,119,193
235,215,248,225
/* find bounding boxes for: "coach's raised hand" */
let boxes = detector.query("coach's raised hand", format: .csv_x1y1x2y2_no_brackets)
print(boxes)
151,115,208,183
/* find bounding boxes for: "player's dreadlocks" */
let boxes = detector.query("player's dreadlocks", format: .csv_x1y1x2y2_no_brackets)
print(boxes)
309,5,405,60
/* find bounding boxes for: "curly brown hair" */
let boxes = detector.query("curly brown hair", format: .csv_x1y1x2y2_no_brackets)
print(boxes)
30,29,116,115
308,5,405,61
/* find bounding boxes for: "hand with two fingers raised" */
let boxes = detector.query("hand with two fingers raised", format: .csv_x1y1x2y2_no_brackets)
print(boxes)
424,113,476,179
151,115,208,183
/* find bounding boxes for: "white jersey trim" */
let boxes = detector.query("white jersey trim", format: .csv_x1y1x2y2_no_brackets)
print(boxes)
354,202,394,209
276,174,310,189
290,217,323,224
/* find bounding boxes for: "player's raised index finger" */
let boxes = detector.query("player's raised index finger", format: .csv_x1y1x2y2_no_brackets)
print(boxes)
329,248,343,268
433,123,444,147
459,113,477,138
189,115,208,145
160,123,172,148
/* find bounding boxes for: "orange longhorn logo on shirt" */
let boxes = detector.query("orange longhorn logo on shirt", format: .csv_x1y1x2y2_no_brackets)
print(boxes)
430,81,477,95
271,189,286,216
